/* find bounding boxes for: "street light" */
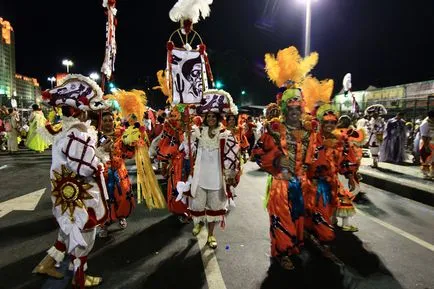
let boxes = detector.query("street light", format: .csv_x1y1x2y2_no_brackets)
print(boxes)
62,59,73,73
241,90,246,95
298,0,315,56
89,72,100,81
47,76,56,88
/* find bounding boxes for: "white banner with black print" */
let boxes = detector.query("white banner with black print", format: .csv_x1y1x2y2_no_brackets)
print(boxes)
170,49,205,104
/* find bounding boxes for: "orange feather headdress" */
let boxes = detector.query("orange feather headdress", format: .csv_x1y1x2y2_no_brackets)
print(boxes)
301,76,334,114
109,89,147,123
152,70,172,104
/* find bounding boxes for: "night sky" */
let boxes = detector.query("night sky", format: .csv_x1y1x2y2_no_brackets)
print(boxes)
1,0,433,108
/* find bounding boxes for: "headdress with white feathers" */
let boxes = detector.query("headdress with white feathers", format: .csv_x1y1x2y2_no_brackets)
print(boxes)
169,0,213,24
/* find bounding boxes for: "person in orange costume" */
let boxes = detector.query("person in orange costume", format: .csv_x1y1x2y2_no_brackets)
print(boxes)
304,105,342,242
252,87,316,270
305,105,365,241
98,111,136,237
333,116,367,231
252,46,319,270
226,112,249,165
156,105,191,223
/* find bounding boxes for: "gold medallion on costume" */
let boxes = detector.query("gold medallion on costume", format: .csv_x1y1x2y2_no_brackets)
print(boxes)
51,165,93,221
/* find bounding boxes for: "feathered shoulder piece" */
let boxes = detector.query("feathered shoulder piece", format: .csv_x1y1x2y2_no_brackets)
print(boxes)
264,46,318,87
301,76,334,114
111,89,147,123
316,103,340,122
169,0,213,24
152,70,171,103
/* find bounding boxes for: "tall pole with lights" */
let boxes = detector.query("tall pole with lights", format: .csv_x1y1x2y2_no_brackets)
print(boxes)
47,76,56,88
304,0,312,57
62,59,73,73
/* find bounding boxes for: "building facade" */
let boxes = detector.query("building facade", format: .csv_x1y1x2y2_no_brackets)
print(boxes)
333,80,434,121
0,18,41,108
0,17,16,105
15,74,41,108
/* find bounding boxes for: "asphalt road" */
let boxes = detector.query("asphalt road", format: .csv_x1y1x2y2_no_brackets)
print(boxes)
0,149,433,289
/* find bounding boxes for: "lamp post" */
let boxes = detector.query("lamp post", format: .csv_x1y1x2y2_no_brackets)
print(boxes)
47,76,56,88
304,0,312,57
62,59,73,73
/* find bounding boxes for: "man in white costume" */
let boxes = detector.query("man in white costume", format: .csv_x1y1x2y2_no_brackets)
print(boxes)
32,74,110,288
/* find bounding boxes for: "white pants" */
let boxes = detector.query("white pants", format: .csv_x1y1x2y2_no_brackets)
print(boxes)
189,186,227,224
48,228,97,271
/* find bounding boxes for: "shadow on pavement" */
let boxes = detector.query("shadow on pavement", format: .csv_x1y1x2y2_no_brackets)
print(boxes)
1,215,187,289
0,250,48,289
329,230,404,289
353,193,388,218
0,216,57,246
89,215,190,287
260,229,404,289
138,239,205,289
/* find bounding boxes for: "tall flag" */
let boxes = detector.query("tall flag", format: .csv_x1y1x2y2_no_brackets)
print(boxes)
101,0,117,81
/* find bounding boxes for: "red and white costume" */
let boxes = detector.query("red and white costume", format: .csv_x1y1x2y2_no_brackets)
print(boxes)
189,124,239,224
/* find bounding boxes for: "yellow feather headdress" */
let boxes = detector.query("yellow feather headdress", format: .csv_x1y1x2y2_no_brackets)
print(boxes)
152,70,172,104
301,76,334,114
110,89,147,123
264,46,318,88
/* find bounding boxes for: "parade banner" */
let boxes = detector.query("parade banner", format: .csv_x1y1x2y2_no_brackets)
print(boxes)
170,48,204,104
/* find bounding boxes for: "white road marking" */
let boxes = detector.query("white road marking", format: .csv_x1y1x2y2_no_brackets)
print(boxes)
0,165,7,170
357,208,434,252
196,228,227,289
0,188,46,218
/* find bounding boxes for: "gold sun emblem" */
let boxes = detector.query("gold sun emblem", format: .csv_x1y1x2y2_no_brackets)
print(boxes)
51,165,94,221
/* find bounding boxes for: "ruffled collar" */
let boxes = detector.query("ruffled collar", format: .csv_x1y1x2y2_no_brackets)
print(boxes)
197,124,225,150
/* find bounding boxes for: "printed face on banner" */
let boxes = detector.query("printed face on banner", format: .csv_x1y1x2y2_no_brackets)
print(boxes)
171,49,203,104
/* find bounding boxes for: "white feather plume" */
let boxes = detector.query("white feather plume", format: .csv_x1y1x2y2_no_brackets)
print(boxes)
343,73,352,92
169,0,213,24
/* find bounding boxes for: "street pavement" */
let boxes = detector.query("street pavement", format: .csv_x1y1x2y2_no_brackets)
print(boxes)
0,149,433,289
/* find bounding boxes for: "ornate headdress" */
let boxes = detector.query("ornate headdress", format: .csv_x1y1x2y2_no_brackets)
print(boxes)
196,89,237,115
264,46,318,112
301,76,334,115
316,103,340,123
108,89,147,123
169,0,213,34
364,104,387,116
42,74,107,111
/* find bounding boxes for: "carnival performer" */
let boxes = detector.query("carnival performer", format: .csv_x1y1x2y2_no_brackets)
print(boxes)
244,116,257,156
365,104,387,168
32,74,109,288
419,110,434,179
226,111,249,167
187,89,239,249
380,112,407,164
110,89,166,210
334,115,367,232
155,105,192,223
25,104,50,152
252,46,318,270
98,111,136,237
5,108,19,153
